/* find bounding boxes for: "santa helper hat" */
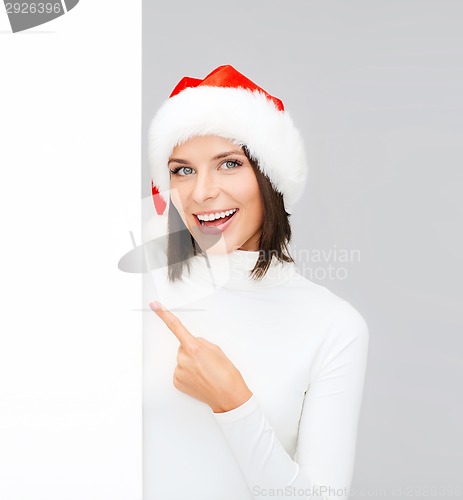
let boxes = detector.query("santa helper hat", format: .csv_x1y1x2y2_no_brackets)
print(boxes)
148,65,308,216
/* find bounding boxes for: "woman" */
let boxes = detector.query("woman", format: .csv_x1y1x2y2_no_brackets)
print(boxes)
145,65,369,500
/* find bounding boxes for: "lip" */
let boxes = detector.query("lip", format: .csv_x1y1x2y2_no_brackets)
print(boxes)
193,209,239,235
194,208,238,216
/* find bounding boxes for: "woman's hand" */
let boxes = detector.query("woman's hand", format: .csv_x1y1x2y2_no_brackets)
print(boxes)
149,301,253,413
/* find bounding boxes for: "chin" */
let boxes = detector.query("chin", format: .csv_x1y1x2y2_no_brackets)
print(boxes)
191,233,237,255
200,240,234,255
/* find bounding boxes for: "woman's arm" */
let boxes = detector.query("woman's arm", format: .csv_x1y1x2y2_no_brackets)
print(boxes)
211,300,370,500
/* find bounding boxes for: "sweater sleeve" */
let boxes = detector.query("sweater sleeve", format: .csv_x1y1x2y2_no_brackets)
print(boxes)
211,300,370,500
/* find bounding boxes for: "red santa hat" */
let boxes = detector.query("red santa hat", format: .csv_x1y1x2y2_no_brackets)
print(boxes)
148,65,308,215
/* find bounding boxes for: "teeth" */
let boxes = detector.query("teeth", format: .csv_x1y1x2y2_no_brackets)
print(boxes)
197,208,237,222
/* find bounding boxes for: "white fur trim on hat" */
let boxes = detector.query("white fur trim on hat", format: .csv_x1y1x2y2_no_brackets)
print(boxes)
148,85,308,214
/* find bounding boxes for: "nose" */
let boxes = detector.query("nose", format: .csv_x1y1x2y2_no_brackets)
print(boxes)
191,170,220,204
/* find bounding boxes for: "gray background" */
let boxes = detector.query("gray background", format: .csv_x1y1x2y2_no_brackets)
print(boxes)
143,1,463,497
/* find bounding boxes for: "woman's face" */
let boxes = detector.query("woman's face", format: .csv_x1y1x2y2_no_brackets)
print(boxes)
168,135,263,254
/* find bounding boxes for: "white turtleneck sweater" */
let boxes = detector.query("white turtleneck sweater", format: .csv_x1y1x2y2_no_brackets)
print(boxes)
143,250,369,500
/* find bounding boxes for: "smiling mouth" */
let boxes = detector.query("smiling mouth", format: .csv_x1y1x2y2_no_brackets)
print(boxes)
194,209,239,227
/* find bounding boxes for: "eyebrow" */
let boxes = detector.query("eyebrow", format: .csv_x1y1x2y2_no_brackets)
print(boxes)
168,150,245,166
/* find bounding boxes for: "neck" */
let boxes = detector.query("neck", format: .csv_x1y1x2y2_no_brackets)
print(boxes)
188,248,297,290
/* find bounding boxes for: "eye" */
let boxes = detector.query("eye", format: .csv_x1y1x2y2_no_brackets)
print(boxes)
170,166,194,176
221,160,242,170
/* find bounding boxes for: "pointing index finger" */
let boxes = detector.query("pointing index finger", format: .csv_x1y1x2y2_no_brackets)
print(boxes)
149,301,197,347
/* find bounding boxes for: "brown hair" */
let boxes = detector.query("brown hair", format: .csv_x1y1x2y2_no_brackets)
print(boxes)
166,145,294,282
